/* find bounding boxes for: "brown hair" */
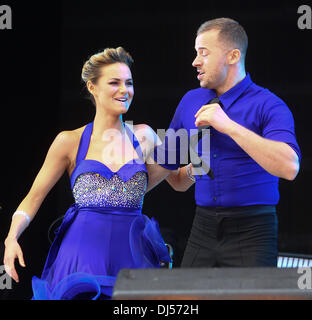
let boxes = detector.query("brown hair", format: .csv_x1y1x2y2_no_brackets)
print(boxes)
197,18,248,62
81,47,134,104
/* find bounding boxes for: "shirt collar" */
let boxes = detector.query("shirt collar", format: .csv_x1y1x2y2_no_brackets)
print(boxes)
218,73,253,110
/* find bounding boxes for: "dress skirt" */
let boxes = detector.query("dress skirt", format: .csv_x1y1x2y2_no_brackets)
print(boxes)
32,204,171,300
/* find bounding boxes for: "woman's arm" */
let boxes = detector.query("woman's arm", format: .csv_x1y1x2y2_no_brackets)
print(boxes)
145,162,195,192
145,161,171,192
165,164,195,192
136,124,195,192
4,130,76,282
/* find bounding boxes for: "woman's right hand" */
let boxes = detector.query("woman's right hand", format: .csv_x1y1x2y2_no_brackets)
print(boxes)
3,238,26,283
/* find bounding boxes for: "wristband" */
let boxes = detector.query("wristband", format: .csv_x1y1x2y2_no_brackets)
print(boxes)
12,210,31,225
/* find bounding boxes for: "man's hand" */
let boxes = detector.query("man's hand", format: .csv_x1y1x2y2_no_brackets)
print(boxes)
194,102,235,134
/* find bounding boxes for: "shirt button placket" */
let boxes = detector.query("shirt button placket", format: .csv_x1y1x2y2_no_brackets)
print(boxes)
212,151,218,205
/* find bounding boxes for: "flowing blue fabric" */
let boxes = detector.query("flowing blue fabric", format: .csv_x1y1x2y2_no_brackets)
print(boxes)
32,123,171,300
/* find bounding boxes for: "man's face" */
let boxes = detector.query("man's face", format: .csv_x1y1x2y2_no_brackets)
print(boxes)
193,29,229,90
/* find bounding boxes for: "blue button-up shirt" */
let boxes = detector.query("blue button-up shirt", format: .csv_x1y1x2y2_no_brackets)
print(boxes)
155,73,301,207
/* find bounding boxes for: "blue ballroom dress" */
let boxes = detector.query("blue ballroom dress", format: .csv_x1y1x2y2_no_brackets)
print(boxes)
31,122,171,300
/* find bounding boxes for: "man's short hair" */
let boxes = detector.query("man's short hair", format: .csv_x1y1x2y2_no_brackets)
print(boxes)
197,18,248,61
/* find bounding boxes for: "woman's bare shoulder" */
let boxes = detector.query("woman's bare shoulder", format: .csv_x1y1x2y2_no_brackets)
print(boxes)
132,123,162,156
55,126,86,145
52,124,87,156
133,123,156,137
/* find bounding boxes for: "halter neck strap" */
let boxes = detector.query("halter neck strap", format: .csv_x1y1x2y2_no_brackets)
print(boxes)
75,122,94,165
75,122,144,166
125,123,144,159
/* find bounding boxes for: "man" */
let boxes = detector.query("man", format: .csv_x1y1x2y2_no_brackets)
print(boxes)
154,17,301,267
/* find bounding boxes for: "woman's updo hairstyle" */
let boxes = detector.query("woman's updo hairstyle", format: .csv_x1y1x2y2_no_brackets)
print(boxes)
81,47,134,104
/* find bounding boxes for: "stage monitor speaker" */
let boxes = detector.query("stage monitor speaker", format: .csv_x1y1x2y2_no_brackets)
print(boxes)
112,267,312,300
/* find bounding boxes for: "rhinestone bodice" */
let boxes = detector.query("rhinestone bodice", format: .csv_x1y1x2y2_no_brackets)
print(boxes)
73,171,147,209
70,122,148,211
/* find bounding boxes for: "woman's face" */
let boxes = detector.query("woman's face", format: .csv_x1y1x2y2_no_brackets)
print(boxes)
90,62,134,115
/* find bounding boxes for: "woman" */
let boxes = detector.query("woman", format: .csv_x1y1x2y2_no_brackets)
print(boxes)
3,47,194,300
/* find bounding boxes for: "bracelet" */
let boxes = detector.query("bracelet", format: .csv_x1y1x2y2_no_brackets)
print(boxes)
186,164,196,182
12,210,31,225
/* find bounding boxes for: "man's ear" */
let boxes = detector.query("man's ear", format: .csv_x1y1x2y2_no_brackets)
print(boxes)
227,49,241,65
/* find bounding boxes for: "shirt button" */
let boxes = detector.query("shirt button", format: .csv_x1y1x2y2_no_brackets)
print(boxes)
213,154,217,158
213,197,217,201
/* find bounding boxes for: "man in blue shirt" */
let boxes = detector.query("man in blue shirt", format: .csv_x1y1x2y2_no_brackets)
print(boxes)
151,18,300,267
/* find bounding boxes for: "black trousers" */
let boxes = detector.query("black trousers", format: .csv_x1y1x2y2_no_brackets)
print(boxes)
181,205,278,267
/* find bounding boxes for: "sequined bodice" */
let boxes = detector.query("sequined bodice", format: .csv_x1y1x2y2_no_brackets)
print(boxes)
70,122,148,211
73,171,147,209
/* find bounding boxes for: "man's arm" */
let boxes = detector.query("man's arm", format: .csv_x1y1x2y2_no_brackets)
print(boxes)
227,121,299,180
195,102,300,180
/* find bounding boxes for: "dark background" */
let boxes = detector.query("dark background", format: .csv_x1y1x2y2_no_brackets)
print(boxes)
0,0,311,299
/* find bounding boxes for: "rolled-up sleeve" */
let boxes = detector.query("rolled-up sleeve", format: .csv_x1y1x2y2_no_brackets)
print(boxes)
261,99,301,162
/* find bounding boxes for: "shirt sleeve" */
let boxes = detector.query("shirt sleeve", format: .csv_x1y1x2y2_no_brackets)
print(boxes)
153,94,188,170
261,97,301,162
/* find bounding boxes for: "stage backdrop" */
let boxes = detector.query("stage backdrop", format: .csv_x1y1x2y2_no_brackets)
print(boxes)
0,0,311,299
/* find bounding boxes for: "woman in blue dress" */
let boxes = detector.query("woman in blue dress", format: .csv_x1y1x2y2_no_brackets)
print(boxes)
3,47,195,299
